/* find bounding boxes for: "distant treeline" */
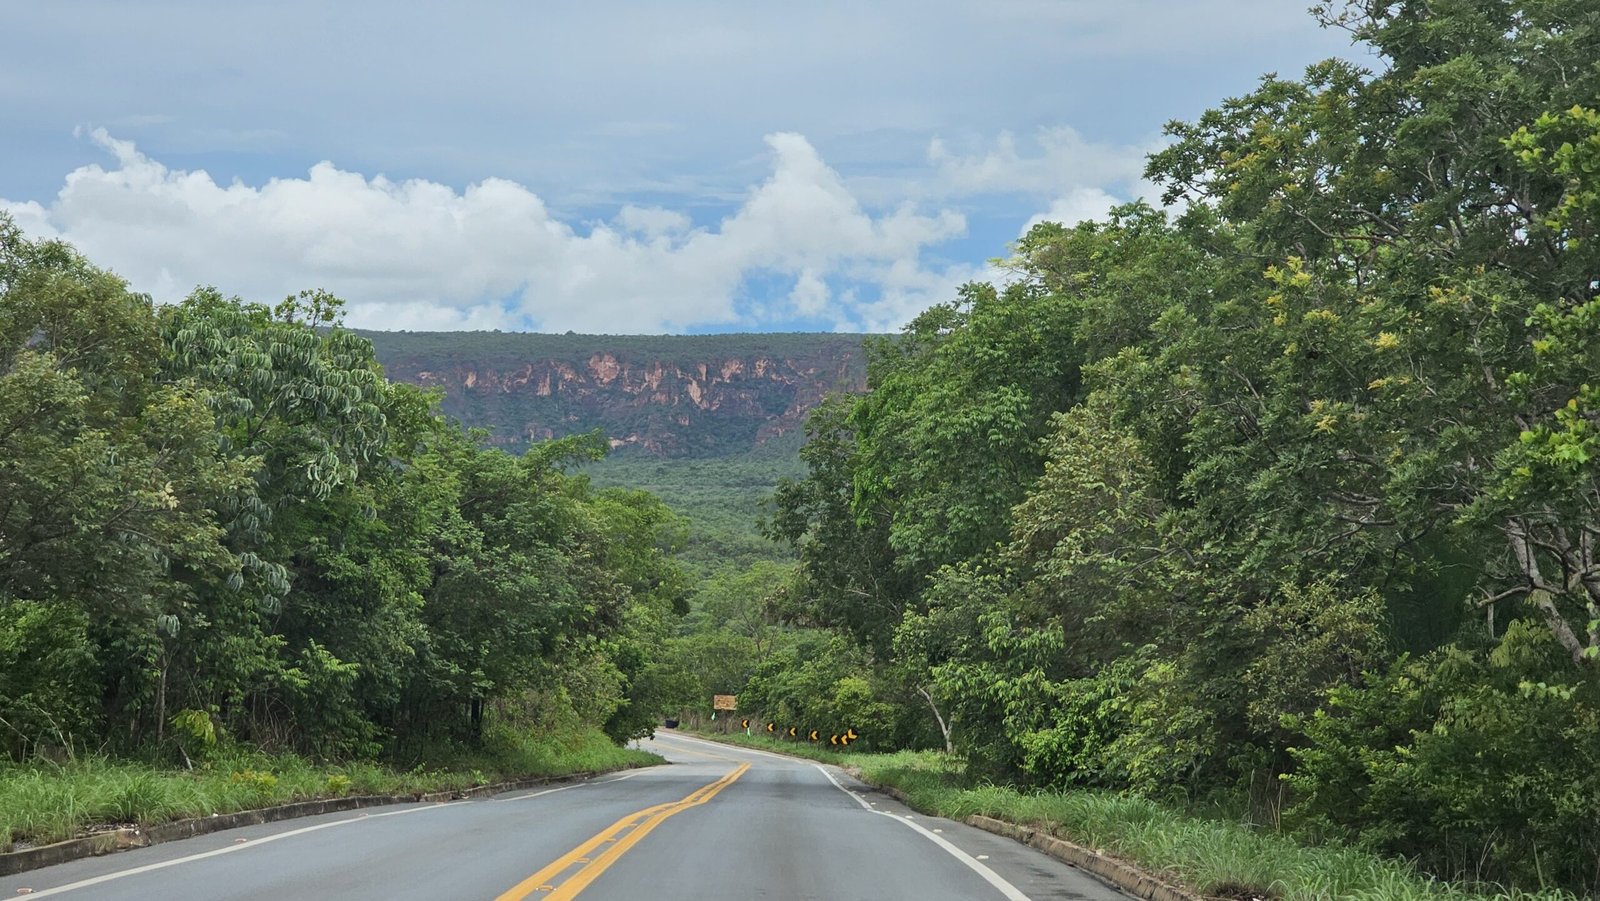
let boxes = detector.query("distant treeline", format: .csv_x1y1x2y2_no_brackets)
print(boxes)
359,329,876,370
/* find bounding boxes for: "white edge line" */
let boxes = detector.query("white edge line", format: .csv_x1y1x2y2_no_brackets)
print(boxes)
20,771,639,897
18,802,445,898
813,764,1033,901
595,769,650,784
500,767,647,802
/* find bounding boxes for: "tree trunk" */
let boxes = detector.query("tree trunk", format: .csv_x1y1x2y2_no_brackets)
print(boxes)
915,684,953,754
1506,520,1596,666
156,653,168,745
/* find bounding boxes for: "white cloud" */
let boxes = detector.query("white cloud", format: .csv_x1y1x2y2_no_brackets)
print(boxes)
3,0,1355,236
788,269,831,317
927,126,1148,197
1022,187,1124,234
4,129,974,333
0,200,57,242
852,258,1006,335
919,126,1173,238
614,205,691,237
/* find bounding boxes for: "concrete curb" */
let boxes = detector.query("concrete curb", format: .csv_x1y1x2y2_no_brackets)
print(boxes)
0,765,644,878
864,783,1200,901
963,815,1202,901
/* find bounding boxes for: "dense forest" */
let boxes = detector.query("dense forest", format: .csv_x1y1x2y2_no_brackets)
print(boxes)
0,224,690,766
751,1,1600,893
583,444,803,572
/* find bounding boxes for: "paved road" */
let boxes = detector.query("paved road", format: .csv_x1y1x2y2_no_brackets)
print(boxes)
0,732,1131,900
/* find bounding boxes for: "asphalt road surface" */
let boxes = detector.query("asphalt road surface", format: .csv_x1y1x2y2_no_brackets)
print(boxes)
1,732,1132,900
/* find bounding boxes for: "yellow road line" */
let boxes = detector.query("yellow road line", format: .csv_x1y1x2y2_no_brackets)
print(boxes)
650,742,742,763
496,763,749,901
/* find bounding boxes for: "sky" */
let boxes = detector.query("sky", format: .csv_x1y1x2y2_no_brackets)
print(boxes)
0,2,1363,334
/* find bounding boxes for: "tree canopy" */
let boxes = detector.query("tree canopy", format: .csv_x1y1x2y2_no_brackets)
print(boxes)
770,1,1600,890
0,221,688,762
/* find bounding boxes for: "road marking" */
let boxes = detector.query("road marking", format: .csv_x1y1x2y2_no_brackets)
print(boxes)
648,731,800,764
499,768,648,802
646,741,742,763
496,763,749,901
16,770,651,897
813,765,1033,901
13,801,452,898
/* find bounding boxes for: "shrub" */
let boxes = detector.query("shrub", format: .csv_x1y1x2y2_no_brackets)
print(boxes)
1288,622,1600,892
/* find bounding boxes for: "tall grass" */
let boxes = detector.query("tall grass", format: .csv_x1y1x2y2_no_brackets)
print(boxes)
854,753,1572,901
0,727,658,850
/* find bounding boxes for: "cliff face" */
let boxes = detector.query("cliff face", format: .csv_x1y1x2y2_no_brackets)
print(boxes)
362,331,871,456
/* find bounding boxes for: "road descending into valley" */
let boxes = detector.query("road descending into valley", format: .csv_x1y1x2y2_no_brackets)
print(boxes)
0,732,1130,900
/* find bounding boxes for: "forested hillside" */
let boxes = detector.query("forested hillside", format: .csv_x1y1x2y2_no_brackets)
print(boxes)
363,330,868,570
753,2,1600,893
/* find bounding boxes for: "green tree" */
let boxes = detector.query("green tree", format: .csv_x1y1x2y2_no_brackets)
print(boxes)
0,220,247,753
1149,0,1600,664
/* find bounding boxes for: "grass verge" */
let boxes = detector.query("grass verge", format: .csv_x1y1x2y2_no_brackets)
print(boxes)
0,727,659,851
851,751,1569,901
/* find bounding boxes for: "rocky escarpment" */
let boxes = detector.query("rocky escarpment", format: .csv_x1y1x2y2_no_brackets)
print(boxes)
361,331,872,457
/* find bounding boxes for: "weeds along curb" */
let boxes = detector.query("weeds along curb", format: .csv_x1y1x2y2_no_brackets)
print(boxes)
866,782,1201,901
0,764,647,877
963,815,1202,901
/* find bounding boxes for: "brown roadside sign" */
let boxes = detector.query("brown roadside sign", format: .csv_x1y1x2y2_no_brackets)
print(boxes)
712,695,737,711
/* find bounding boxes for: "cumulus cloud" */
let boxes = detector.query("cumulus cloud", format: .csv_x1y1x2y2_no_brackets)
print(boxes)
1022,187,1124,234
927,126,1147,197
851,258,1003,335
3,130,972,333
788,269,831,317
921,126,1169,236
614,205,692,237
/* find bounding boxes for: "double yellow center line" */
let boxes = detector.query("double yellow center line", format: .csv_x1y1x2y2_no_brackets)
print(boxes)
496,763,750,901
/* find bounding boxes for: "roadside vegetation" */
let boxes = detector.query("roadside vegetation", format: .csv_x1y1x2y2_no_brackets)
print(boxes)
0,727,656,850
665,734,1570,901
0,223,684,847
682,2,1600,896
857,752,1574,901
